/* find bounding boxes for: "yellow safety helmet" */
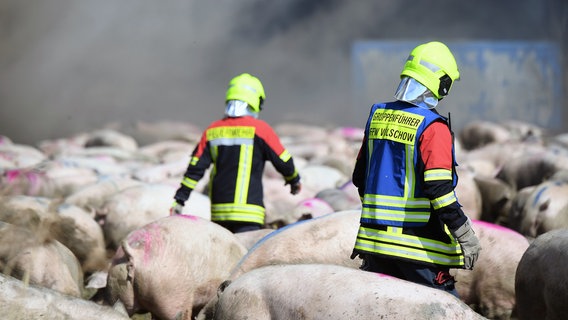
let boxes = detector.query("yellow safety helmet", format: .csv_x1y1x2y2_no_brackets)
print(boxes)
225,73,266,112
400,41,460,99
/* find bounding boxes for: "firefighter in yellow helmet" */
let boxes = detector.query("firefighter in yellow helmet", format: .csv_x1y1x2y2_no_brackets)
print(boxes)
351,41,481,296
171,73,302,233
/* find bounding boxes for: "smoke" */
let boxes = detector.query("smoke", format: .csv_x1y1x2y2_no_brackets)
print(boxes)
0,0,565,144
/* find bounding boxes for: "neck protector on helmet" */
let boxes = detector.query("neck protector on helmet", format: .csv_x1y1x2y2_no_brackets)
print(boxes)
394,76,439,110
225,100,259,118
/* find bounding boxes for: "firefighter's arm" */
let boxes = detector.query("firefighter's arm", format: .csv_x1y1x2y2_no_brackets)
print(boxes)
259,125,301,194
173,136,212,207
421,121,481,269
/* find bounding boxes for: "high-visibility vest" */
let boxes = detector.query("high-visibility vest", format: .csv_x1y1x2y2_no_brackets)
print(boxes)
354,101,463,267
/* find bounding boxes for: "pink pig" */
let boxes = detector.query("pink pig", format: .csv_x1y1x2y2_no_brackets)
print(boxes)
103,215,247,320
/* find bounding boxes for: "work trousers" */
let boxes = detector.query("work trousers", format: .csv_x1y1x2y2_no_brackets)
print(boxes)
360,254,459,298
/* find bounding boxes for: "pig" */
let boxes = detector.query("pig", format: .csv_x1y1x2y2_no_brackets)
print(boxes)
314,187,361,211
37,132,90,158
458,120,513,150
103,215,248,320
233,228,275,250
228,209,362,281
0,221,84,297
42,164,100,197
283,141,330,161
458,120,543,152
452,220,530,320
264,164,348,227
291,197,335,221
198,211,362,315
56,202,109,274
460,158,500,179
116,120,202,146
0,161,99,198
202,264,486,320
508,179,568,239
137,140,195,160
132,157,189,183
274,123,330,160
84,128,138,152
53,154,132,177
0,195,108,275
131,140,200,184
461,142,545,178
0,143,47,169
500,120,544,143
299,164,349,192
455,166,483,220
263,156,307,180
333,126,365,142
58,144,153,163
263,176,312,227
473,175,514,225
514,229,568,320
337,180,363,207
289,187,361,223
495,146,566,191
0,168,52,197
100,183,210,249
0,273,129,320
63,177,142,215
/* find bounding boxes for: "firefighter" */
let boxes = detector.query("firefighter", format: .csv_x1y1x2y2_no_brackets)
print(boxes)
171,73,302,233
350,41,481,296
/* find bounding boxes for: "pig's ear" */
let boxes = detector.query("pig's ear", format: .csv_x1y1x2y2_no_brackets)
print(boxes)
121,239,135,258
120,240,137,279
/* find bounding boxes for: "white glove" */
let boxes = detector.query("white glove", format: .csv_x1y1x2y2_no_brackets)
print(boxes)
170,202,184,215
450,219,481,270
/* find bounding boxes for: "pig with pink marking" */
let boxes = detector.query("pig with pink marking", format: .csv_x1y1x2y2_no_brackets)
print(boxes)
452,219,529,319
103,215,247,320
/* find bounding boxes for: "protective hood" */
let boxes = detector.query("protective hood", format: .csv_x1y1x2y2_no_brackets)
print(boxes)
225,100,259,118
394,76,439,110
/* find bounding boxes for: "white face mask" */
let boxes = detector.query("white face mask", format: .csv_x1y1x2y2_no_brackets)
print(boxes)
225,100,259,118
394,77,439,110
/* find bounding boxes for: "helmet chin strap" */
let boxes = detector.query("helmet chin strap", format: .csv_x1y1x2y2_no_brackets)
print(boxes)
225,100,259,118
394,77,439,110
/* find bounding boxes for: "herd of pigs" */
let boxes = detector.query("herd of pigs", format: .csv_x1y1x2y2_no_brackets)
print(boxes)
1,119,567,320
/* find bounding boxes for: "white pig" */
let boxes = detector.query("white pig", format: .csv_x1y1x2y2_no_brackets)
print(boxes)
452,220,529,320
228,210,362,281
100,183,210,249
0,273,129,320
0,221,84,297
204,264,486,320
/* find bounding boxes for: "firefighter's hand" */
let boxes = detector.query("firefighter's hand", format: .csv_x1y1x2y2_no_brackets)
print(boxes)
290,181,302,195
170,202,184,215
451,219,481,270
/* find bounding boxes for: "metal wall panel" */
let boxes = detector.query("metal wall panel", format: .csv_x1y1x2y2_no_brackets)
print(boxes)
351,41,563,132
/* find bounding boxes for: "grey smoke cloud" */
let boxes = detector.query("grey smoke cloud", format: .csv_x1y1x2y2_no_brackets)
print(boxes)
0,0,565,144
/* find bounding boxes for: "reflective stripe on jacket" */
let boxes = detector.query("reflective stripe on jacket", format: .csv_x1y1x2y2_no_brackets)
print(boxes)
354,101,463,267
175,116,299,225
